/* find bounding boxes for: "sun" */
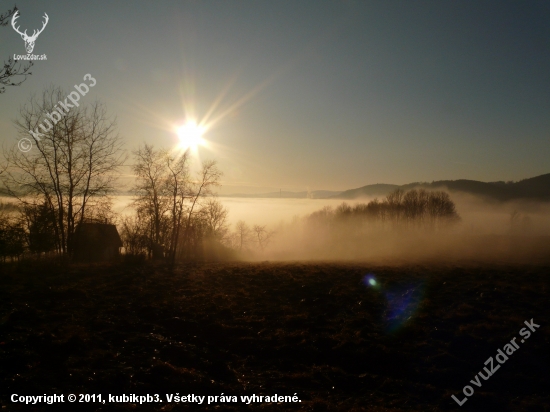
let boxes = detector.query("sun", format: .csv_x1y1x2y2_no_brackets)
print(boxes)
176,121,205,151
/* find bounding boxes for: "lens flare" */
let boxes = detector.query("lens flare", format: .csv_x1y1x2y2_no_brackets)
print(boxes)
362,273,424,333
384,283,424,333
363,274,379,289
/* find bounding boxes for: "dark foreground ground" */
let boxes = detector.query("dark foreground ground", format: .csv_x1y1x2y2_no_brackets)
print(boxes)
0,260,548,411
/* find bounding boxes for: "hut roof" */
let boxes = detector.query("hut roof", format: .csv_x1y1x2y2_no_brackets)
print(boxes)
74,223,123,249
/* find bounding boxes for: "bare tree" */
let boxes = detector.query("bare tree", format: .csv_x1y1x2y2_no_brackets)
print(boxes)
201,198,229,241
402,189,429,227
426,191,459,228
235,220,251,251
510,210,521,235
178,160,222,259
386,189,405,224
119,215,148,256
132,144,170,258
0,6,33,94
0,7,17,26
1,86,126,255
252,224,273,251
0,210,26,261
131,146,223,262
164,149,191,263
21,200,56,254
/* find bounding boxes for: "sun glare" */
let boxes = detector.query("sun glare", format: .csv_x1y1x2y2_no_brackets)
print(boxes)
176,121,205,150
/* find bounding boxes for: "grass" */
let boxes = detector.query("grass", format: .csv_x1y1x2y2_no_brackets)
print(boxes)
0,260,548,411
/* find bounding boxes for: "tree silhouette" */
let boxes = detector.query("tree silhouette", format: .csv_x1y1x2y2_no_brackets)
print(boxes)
22,201,57,253
131,144,223,262
132,144,171,258
1,86,126,256
0,211,26,261
253,224,274,251
177,160,222,261
235,220,251,251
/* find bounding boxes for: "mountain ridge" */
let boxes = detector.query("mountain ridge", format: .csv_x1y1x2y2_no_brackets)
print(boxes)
333,173,550,201
221,173,550,201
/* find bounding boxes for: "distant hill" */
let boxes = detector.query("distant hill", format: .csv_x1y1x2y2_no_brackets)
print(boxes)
327,183,401,199
222,190,342,199
333,173,550,201
220,173,550,201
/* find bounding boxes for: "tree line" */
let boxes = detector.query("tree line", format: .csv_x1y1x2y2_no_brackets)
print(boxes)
308,188,461,230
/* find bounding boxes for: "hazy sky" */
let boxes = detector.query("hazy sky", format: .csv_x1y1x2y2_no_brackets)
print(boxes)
1,0,549,193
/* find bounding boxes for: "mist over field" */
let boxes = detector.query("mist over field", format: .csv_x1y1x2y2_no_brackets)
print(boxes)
110,193,550,233
5,186,550,265
107,191,550,264
111,195,369,226
261,196,550,263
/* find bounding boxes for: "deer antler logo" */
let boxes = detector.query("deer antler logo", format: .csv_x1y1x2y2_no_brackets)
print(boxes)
11,11,49,54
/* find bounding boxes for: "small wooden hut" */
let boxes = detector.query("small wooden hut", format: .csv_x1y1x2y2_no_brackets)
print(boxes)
73,222,123,261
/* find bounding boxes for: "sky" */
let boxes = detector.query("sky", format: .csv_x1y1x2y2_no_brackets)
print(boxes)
1,0,549,194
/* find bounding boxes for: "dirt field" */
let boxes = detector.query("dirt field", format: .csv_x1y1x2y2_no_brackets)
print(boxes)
0,260,548,411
